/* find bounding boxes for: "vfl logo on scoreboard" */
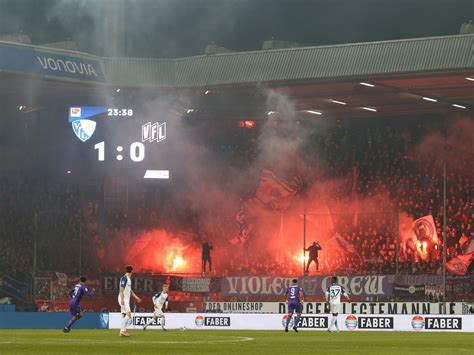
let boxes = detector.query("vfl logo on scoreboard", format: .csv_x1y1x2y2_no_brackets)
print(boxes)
68,106,108,142
72,120,97,142
142,122,166,143
70,107,96,142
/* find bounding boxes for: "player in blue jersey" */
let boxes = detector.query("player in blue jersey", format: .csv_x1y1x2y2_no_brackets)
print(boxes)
284,279,304,332
63,276,95,332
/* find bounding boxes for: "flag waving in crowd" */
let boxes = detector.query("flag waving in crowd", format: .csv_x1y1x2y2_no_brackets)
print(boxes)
412,215,440,246
446,239,474,275
326,233,357,254
229,200,255,245
229,170,302,245
407,215,440,260
255,169,303,210
446,253,473,275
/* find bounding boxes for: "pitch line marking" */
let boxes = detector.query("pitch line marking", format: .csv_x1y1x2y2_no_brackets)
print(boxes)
0,335,254,345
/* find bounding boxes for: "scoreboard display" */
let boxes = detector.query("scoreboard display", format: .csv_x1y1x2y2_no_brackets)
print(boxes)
67,106,170,179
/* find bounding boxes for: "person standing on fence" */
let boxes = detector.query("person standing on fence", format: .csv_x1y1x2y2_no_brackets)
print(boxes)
305,241,322,274
202,241,213,273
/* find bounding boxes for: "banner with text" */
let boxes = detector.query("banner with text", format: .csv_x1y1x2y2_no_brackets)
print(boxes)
221,275,393,297
393,284,425,298
108,312,474,332
102,275,167,294
0,43,105,82
170,277,221,293
0,275,29,301
204,302,470,315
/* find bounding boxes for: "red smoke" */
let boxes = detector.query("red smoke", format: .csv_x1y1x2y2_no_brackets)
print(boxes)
108,96,472,276
125,230,201,273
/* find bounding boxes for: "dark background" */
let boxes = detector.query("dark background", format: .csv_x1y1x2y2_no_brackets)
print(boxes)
0,0,472,58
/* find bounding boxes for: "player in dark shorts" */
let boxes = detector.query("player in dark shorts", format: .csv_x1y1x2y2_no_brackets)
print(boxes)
63,276,95,332
284,279,304,332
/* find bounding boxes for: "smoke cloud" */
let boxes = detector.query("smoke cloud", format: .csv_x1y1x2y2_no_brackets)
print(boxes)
414,115,474,174
2,1,472,276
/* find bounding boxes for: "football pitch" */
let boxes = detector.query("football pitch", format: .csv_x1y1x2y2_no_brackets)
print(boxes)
0,330,472,354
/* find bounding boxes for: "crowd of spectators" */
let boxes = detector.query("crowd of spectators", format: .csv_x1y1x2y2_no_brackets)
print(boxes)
0,117,472,284
0,178,87,278
307,118,472,274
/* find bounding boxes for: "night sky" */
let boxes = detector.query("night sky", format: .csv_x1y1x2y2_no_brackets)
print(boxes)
0,0,472,58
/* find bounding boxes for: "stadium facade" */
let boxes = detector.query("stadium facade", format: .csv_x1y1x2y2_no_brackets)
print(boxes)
0,33,472,310
0,33,473,119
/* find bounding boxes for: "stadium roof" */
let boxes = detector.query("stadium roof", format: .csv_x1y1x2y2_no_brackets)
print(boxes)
112,34,474,88
0,34,473,118
0,34,472,87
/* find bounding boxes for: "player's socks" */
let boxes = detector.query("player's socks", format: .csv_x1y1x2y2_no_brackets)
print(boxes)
294,315,301,329
335,318,339,331
120,317,126,333
144,317,155,329
330,316,336,330
121,315,130,333
285,316,292,328
64,317,76,330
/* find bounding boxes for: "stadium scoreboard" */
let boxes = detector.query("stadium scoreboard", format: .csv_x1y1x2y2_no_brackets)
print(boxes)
67,106,169,179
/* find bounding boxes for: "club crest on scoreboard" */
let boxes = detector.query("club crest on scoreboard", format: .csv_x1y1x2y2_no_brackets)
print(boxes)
68,107,104,142
71,118,97,142
142,122,167,143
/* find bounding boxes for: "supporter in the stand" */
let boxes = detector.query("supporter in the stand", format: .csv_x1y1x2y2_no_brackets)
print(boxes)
305,241,322,274
202,240,213,273
0,118,471,279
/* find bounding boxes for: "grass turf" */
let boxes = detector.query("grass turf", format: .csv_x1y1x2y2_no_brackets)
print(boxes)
0,329,472,354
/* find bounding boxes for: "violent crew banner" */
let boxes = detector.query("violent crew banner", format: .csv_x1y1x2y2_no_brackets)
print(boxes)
221,275,393,297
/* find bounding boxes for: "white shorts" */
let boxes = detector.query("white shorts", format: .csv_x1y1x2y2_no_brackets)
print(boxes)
153,308,165,318
330,304,340,314
118,296,131,314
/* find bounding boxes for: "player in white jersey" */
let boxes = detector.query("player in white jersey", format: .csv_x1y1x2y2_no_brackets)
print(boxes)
325,276,350,332
143,284,169,331
118,265,142,337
